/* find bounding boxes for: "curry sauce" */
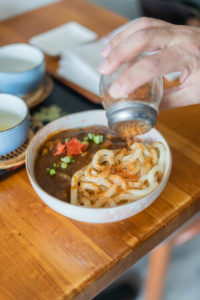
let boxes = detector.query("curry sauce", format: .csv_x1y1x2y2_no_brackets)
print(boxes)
34,126,127,202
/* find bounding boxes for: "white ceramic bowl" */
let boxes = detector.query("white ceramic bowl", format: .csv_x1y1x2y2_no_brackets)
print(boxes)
26,110,172,223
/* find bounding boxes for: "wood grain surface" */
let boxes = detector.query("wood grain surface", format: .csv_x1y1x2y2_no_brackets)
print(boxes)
0,1,200,299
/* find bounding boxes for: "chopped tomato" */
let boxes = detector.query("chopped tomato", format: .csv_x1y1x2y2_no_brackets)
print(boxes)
65,138,88,156
53,142,66,156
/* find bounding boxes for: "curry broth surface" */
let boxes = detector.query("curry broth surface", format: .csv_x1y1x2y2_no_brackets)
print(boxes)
34,126,127,202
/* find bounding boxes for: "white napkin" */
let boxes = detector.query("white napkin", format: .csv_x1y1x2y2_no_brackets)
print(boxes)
57,40,105,95
57,20,137,96
30,22,98,56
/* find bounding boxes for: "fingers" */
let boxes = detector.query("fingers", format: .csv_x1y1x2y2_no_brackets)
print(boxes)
98,18,200,110
101,17,170,58
161,86,200,109
161,72,200,109
108,47,182,98
99,26,175,75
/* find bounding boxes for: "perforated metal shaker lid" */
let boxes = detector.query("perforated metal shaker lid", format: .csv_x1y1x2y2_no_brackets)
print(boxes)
106,101,158,136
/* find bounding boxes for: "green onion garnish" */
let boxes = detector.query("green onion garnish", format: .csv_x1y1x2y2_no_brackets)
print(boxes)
65,138,70,142
49,169,56,176
61,156,71,163
61,162,67,169
61,156,75,163
88,133,103,144
47,164,57,175
88,133,95,140
94,135,103,144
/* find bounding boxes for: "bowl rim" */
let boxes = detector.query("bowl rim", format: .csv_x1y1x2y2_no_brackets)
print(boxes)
0,94,29,133
0,43,45,74
26,109,172,213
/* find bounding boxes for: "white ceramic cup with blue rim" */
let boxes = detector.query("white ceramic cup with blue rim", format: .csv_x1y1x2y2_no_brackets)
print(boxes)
0,43,45,95
0,94,30,156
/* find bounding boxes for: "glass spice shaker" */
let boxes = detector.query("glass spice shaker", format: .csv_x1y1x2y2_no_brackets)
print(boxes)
99,58,163,139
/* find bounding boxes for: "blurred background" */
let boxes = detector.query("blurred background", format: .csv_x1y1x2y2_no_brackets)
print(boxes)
0,0,141,21
1,0,200,25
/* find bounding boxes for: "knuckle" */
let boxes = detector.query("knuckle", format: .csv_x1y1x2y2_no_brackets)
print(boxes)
138,17,151,27
139,29,149,43
112,33,121,45
174,45,199,71
110,31,126,49
172,45,182,55
110,38,117,48
109,46,124,64
108,50,121,65
187,56,197,69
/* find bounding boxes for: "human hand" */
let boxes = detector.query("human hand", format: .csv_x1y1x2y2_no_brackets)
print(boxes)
98,17,200,109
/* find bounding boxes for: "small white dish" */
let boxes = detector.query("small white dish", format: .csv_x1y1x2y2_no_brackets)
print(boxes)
29,22,98,56
26,110,172,223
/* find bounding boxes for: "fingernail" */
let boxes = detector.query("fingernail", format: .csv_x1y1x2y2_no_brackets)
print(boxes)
98,59,109,73
101,44,111,57
109,83,123,98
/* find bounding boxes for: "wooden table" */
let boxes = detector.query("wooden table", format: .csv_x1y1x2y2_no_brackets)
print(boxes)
0,1,200,299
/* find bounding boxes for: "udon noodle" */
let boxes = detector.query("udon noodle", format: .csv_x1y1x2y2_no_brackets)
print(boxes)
70,142,166,208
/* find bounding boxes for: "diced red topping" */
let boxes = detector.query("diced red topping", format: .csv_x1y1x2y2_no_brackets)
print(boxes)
53,138,88,156
65,138,88,156
53,142,66,156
